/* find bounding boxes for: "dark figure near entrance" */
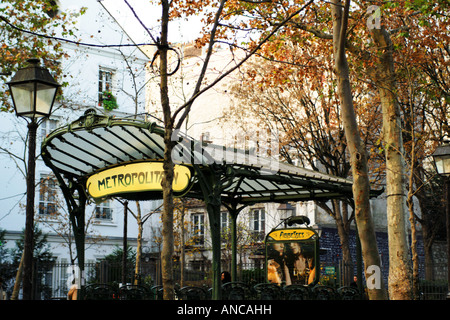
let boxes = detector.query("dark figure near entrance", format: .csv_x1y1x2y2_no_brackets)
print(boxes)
221,271,231,284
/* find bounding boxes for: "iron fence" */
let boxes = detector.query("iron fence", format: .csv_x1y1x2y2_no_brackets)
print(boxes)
0,260,448,300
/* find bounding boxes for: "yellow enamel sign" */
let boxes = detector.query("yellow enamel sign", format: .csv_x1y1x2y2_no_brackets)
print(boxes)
267,228,316,241
86,162,192,199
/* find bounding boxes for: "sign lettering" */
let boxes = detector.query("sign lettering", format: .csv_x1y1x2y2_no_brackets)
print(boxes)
267,228,316,241
87,162,192,199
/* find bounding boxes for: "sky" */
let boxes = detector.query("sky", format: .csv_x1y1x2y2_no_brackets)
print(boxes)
99,0,203,45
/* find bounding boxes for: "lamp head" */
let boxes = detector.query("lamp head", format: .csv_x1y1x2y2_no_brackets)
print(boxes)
432,139,450,175
7,58,60,120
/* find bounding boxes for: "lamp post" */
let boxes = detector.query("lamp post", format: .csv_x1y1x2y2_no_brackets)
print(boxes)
7,58,60,300
431,139,450,300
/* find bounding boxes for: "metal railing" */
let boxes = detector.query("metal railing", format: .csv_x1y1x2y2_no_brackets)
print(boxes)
0,260,448,300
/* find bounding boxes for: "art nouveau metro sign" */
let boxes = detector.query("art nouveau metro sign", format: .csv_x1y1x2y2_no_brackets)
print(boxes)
265,228,319,286
267,228,316,241
86,161,193,199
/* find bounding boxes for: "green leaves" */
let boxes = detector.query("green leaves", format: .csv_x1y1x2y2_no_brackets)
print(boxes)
0,0,85,111
101,91,119,111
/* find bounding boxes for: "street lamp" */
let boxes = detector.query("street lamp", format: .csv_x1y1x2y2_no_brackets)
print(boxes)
432,141,450,176
431,139,450,300
7,58,60,300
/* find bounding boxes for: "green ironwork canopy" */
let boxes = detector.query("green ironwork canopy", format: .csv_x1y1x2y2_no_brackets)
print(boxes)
41,109,381,300
41,109,364,204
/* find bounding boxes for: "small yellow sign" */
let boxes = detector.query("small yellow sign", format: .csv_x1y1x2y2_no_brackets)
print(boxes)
267,228,316,241
86,162,192,199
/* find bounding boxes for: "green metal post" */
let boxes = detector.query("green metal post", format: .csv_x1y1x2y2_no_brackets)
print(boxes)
69,185,87,300
206,200,222,300
46,168,87,300
230,211,237,282
225,204,246,282
195,165,223,300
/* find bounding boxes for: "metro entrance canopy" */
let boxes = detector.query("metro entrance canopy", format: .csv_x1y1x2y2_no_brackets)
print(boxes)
41,109,380,299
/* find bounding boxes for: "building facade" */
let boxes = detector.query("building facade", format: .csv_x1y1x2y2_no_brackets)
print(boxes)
0,0,155,269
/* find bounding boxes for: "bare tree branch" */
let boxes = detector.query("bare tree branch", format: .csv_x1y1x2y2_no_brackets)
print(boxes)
173,0,314,129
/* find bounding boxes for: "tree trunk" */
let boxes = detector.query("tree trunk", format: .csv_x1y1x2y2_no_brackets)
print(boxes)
407,194,419,298
370,26,412,300
161,109,175,300
134,201,143,285
422,226,435,281
11,251,24,300
413,163,437,281
160,0,175,300
406,135,419,298
332,0,386,300
333,200,353,285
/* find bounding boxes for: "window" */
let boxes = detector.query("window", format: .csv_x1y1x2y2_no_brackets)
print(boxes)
191,213,205,245
221,211,230,231
221,211,231,244
39,175,58,215
95,200,112,220
98,68,114,105
40,119,58,142
250,209,265,242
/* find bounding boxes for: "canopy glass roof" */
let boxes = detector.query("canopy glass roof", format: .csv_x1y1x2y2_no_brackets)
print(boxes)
41,109,370,204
